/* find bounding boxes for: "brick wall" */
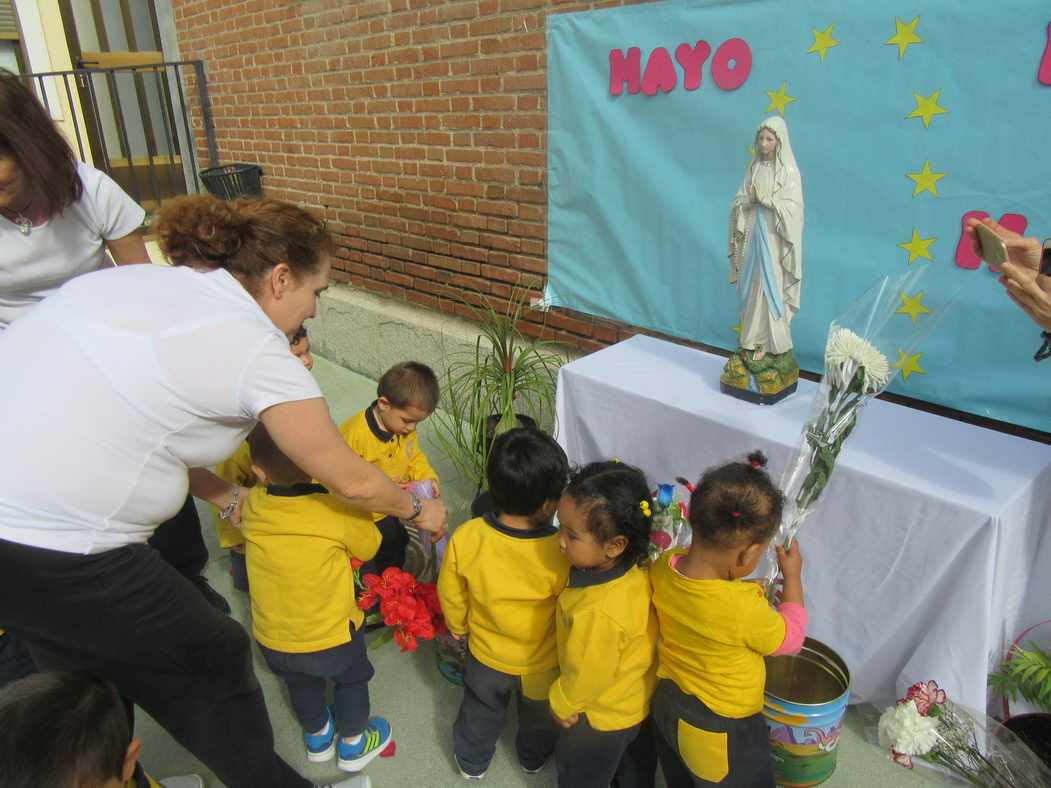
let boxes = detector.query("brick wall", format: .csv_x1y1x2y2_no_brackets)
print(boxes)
171,0,662,353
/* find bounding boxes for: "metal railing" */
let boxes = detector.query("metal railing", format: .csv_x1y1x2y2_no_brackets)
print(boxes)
20,61,218,213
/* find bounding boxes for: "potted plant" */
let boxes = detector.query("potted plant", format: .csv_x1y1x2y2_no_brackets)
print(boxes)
989,621,1051,768
431,283,564,512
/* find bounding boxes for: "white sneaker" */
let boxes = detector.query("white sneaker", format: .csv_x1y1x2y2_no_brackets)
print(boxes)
316,776,372,788
158,777,204,788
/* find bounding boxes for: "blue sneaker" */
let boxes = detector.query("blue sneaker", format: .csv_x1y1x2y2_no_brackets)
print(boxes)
337,717,393,772
305,707,337,763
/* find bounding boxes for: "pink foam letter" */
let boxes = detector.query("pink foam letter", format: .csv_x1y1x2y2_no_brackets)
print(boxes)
609,48,642,95
675,41,712,91
1039,22,1051,85
711,38,752,90
642,47,678,95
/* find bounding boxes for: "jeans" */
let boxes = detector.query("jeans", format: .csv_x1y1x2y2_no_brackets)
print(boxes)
555,713,657,788
258,623,373,737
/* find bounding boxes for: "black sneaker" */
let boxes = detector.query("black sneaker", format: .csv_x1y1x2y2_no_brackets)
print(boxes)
192,575,231,614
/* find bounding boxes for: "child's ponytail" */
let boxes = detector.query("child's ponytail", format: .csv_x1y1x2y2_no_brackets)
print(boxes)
687,450,784,548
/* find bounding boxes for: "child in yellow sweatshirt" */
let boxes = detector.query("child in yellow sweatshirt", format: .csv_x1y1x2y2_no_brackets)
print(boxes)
438,427,570,781
549,460,659,788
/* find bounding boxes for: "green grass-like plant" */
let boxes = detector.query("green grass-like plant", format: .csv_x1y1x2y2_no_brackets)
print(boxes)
989,641,1051,714
430,283,564,493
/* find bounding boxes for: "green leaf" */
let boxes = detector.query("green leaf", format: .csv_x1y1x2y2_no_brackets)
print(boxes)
369,626,396,650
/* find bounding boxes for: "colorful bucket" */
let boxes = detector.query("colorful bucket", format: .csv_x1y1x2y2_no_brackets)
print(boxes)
763,637,850,787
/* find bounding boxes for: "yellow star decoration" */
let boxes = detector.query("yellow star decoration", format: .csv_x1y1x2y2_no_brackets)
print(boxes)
898,229,936,264
807,24,840,62
892,348,926,381
906,90,948,129
732,324,742,334
896,291,932,324
746,145,755,160
906,161,947,197
765,82,796,115
886,16,923,59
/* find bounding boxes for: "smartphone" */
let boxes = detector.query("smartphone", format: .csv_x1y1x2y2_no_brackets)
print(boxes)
1042,238,1051,275
975,223,1009,267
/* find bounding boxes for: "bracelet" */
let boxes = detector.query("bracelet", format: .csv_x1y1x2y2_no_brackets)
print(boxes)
218,486,240,520
1035,331,1051,362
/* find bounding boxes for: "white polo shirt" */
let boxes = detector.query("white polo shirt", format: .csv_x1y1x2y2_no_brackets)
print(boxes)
0,263,322,553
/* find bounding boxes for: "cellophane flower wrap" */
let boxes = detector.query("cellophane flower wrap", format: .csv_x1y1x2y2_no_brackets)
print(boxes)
647,481,693,560
761,266,963,601
356,566,449,652
874,680,1051,785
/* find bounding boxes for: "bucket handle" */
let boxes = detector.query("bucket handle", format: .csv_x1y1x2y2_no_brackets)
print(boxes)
999,619,1051,720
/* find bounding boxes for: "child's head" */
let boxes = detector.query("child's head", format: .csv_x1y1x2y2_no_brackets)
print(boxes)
0,670,140,788
487,427,569,520
290,324,313,370
375,361,439,436
688,451,784,574
246,422,310,487
558,460,653,571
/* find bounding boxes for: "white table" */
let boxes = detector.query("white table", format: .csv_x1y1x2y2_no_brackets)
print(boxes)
556,335,1051,711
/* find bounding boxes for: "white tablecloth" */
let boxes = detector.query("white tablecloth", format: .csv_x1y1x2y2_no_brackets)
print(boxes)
556,335,1051,711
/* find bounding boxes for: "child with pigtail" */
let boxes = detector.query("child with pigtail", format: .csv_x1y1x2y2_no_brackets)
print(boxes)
549,460,660,788
650,451,806,788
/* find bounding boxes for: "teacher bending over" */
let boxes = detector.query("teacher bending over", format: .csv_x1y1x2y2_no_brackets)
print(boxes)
0,194,446,788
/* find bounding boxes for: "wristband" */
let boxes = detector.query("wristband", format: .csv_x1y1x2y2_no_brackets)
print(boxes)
1035,331,1051,362
218,486,240,520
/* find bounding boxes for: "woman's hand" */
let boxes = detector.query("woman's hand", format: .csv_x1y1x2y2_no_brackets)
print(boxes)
965,216,1042,271
965,217,1051,331
414,498,448,542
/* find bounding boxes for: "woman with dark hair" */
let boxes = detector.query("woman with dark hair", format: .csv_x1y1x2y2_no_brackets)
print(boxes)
0,68,150,330
0,193,445,788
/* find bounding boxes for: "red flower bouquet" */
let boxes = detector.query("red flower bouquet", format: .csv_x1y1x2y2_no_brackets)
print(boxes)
356,566,449,652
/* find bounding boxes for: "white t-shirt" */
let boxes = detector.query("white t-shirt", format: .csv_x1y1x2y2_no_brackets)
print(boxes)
0,264,322,553
0,161,145,330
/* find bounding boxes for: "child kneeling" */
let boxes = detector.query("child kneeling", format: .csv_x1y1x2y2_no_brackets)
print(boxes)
242,425,392,773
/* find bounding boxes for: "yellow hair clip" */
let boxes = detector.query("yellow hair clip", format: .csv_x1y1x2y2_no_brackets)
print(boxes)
639,500,651,518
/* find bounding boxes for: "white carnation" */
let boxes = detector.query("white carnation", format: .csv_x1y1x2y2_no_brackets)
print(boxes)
825,328,891,392
878,700,939,756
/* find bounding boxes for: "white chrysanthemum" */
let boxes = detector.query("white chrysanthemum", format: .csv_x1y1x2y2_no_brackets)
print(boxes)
824,328,891,392
878,700,940,756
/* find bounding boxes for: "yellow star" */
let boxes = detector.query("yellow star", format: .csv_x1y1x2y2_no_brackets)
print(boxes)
886,16,923,59
891,348,926,381
765,82,796,115
905,90,948,129
896,292,932,324
906,161,947,197
732,324,742,334
807,24,840,62
897,229,936,264
746,145,755,160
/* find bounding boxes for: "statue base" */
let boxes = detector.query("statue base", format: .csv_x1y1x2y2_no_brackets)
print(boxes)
720,348,799,406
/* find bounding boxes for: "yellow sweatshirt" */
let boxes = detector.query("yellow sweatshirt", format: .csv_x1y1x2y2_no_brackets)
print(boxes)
338,402,437,522
650,549,786,718
242,483,380,653
438,513,569,676
549,561,658,731
211,440,254,549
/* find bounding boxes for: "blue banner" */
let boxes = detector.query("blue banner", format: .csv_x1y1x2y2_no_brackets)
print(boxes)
547,0,1051,433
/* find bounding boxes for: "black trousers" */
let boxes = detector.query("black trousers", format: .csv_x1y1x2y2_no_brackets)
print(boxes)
453,649,559,775
555,714,658,788
148,494,209,578
0,538,309,788
652,679,775,788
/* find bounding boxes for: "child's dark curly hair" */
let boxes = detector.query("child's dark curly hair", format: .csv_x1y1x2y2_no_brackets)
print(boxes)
687,451,784,549
564,460,654,567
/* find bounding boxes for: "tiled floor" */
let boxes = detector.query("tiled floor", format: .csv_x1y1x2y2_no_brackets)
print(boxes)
136,355,944,787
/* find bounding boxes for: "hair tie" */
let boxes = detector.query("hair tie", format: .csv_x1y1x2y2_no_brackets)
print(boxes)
731,511,740,517
639,500,651,518
750,460,760,468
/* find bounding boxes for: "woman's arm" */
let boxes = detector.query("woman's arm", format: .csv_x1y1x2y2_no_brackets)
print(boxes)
260,398,447,535
104,230,152,266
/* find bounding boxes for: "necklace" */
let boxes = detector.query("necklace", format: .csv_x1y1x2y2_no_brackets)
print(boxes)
2,199,34,236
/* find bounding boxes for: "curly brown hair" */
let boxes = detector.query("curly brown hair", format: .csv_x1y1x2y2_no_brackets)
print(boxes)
154,194,333,290
0,69,82,216
687,451,784,549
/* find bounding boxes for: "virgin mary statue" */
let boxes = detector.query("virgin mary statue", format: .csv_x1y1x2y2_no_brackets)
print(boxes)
722,116,803,403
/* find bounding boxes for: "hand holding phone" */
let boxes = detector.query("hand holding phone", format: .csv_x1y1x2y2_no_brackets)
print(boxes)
975,223,1009,267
